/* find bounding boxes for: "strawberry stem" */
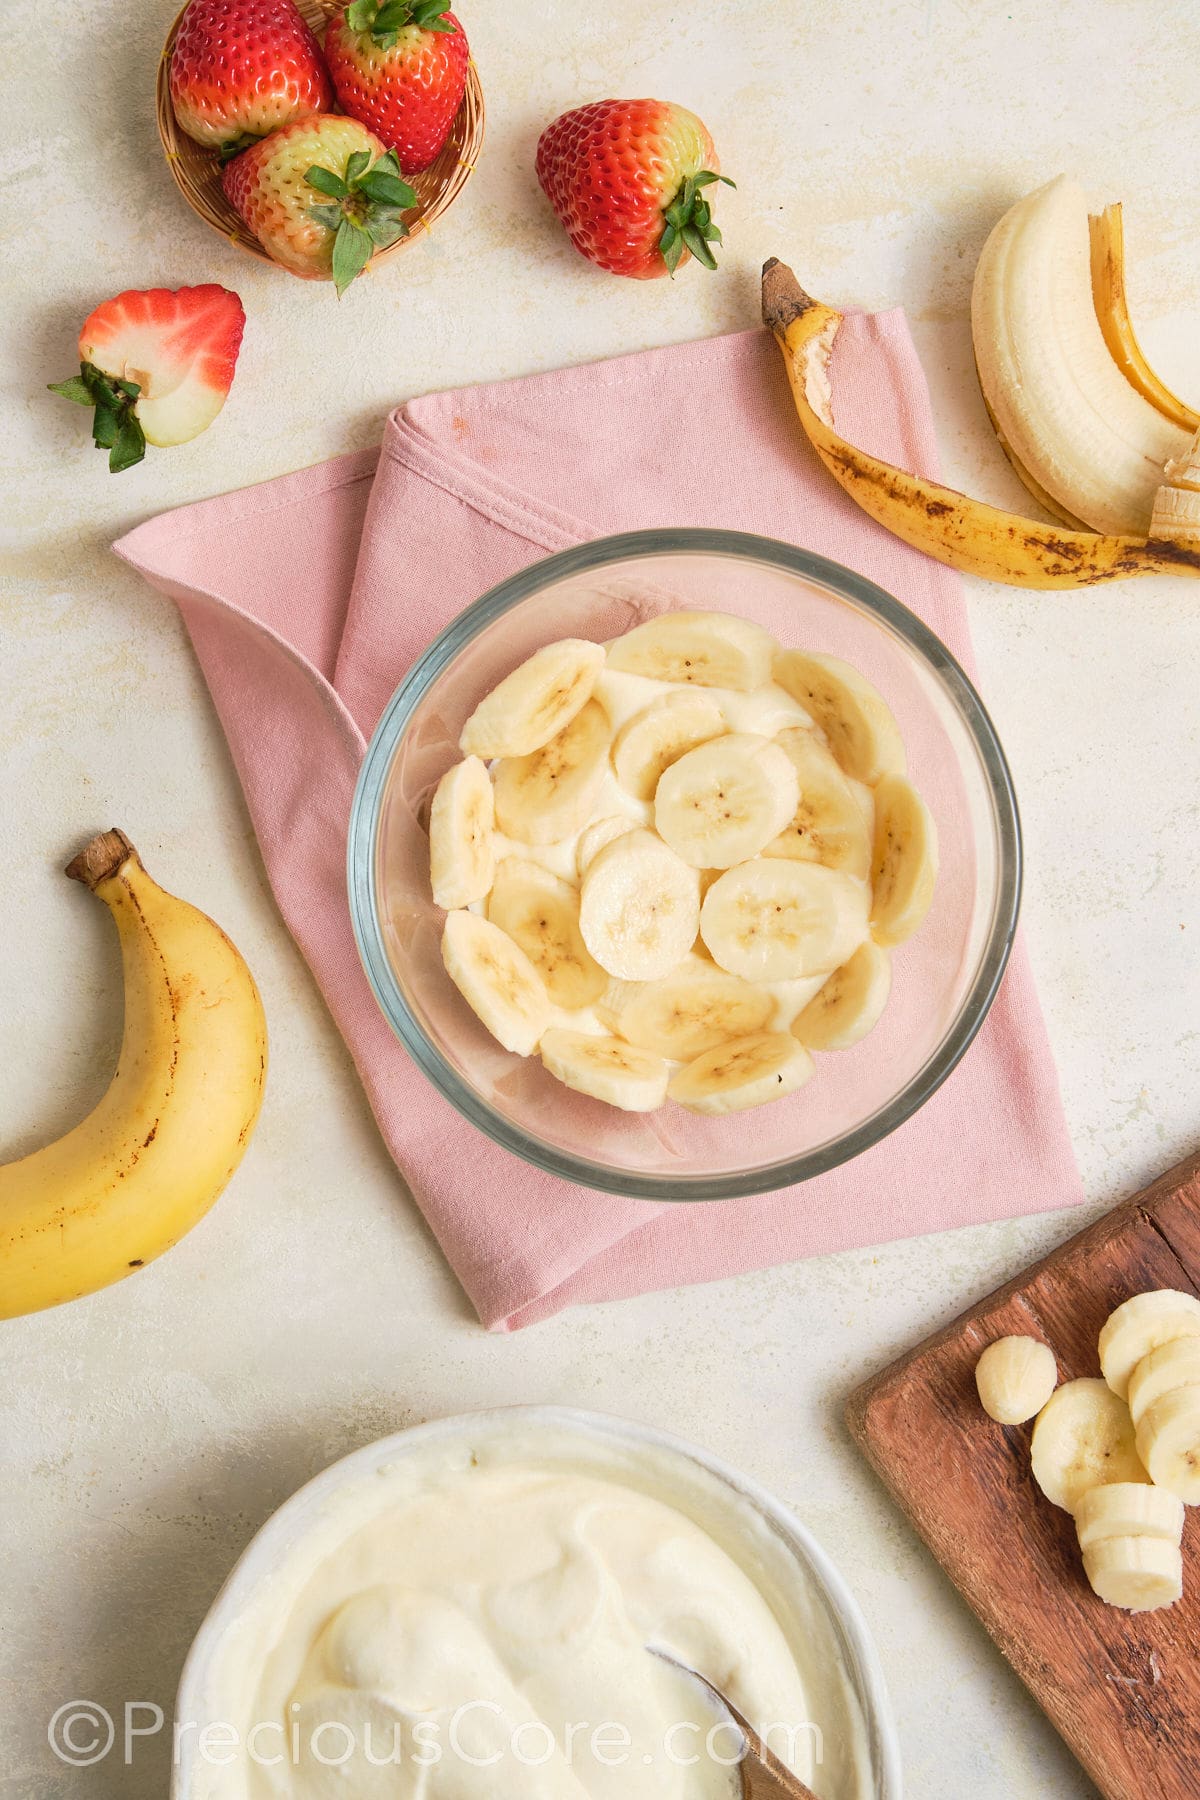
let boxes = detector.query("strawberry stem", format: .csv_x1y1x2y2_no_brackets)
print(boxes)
659,170,735,276
305,148,417,296
344,0,455,47
48,362,146,473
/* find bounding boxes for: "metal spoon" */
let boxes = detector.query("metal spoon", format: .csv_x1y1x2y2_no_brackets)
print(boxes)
649,1649,821,1799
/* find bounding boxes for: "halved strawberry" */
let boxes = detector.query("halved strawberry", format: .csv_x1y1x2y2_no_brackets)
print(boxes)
49,287,245,473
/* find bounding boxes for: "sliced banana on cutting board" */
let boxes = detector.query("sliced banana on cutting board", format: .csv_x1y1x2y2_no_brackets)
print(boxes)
655,733,799,869
611,689,726,802
579,829,700,982
429,756,495,911
441,910,550,1056
1029,1377,1149,1515
870,774,939,947
1127,1336,1200,1428
1098,1288,1200,1399
459,638,604,758
1135,1388,1200,1503
973,1335,1058,1425
764,728,873,876
773,650,906,783
668,1030,814,1114
1081,1538,1184,1613
606,610,777,691
701,857,868,983
1074,1481,1184,1550
603,956,774,1062
540,1029,669,1112
493,700,611,846
792,940,891,1052
486,859,606,1010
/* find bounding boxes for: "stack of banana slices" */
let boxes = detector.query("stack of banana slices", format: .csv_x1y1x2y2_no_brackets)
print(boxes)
765,175,1200,589
429,613,937,1116
977,1287,1200,1612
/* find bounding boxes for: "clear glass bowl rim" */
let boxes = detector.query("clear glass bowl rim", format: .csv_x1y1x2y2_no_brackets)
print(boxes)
348,527,1022,1202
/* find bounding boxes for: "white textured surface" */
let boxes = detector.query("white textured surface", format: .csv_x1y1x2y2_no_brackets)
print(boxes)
3,2,1200,1796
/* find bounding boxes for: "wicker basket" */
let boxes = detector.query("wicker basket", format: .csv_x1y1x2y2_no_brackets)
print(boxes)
156,0,484,267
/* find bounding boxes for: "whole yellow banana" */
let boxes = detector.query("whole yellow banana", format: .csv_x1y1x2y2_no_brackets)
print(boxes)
762,258,1200,591
0,831,267,1319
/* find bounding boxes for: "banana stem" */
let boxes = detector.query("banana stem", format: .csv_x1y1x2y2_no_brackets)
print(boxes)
66,829,136,890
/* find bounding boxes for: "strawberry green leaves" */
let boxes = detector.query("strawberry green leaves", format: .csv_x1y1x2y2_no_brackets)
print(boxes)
659,170,735,276
48,362,146,473
305,147,417,296
344,0,455,48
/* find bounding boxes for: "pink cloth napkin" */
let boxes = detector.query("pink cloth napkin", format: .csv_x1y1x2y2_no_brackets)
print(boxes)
114,316,1083,1330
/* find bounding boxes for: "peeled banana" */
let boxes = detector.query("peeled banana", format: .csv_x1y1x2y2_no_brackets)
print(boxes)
763,254,1200,590
0,832,267,1319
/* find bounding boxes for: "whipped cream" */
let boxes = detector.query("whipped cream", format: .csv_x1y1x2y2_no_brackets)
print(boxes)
188,1420,875,1800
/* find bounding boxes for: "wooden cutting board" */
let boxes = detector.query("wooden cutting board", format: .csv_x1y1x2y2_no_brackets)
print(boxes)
846,1149,1200,1800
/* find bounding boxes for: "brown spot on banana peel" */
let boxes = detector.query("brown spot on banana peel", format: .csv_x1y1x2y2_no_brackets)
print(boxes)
763,258,1200,590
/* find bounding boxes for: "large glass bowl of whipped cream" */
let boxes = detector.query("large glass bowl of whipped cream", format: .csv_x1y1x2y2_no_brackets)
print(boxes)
173,1408,901,1800
348,528,1020,1199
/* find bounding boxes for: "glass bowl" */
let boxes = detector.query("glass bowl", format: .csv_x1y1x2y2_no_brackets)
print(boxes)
348,528,1020,1200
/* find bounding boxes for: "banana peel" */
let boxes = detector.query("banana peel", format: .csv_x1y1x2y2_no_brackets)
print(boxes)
762,258,1200,590
1090,203,1200,434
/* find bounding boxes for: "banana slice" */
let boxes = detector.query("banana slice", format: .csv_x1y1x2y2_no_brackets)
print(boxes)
493,700,611,846
764,728,873,877
428,756,495,911
1075,1482,1185,1551
655,733,799,870
668,1031,814,1114
459,638,604,758
486,859,606,1010
579,829,700,981
440,911,550,1055
1098,1289,1200,1399
792,940,891,1052
1081,1538,1183,1613
612,690,726,802
576,815,637,877
1134,1387,1200,1503
773,651,906,783
1029,1377,1149,1514
604,956,774,1062
1127,1337,1200,1428
540,1028,669,1112
606,611,778,691
869,774,939,947
973,1335,1058,1425
700,858,868,983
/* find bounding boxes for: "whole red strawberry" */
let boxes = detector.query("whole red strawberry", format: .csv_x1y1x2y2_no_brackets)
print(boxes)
169,0,334,154
324,0,469,174
49,287,245,472
223,115,416,294
536,99,733,280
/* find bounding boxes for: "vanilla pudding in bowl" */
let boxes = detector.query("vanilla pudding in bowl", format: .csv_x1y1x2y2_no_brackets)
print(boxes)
347,528,1021,1198
173,1409,900,1800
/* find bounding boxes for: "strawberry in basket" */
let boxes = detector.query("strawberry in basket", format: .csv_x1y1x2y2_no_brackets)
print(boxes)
324,0,469,173
169,0,334,155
